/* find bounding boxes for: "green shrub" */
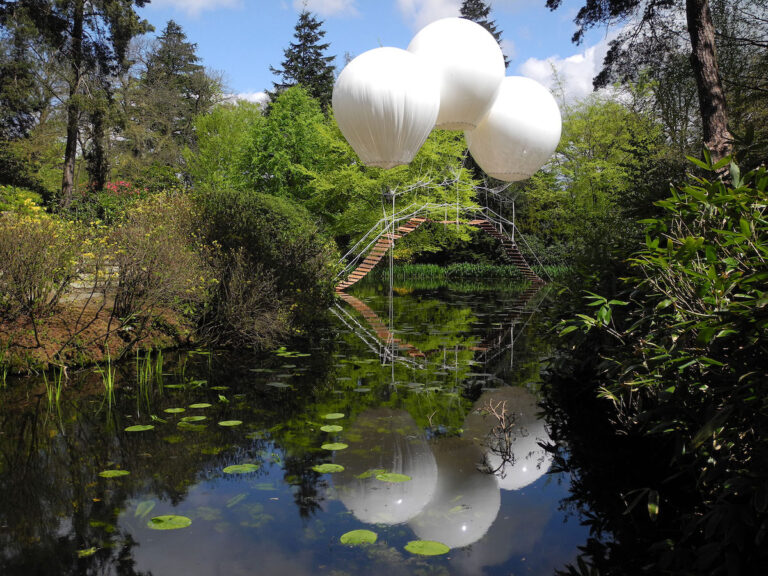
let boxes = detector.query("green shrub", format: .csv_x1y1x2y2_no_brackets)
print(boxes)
197,188,338,331
0,208,83,319
0,185,43,214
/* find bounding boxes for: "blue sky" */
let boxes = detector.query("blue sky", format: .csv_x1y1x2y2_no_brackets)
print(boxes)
138,0,618,102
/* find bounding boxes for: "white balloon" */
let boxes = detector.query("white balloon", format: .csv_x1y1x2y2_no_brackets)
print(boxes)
335,409,438,525
332,47,440,169
466,76,562,182
408,17,505,130
409,438,500,548
463,386,553,491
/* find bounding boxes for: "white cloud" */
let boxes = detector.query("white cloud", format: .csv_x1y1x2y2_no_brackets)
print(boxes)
396,0,461,30
231,91,269,105
518,33,616,102
294,0,359,17
149,0,240,16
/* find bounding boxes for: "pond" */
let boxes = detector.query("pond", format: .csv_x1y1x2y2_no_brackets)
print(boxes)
0,279,593,575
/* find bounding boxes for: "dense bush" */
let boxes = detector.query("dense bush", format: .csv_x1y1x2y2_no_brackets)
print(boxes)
110,193,211,325
0,204,84,319
558,157,768,573
197,187,338,334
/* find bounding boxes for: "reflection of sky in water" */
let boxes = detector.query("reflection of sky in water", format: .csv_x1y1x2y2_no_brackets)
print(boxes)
0,282,590,576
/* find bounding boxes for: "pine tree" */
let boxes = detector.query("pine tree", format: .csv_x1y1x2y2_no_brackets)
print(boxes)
269,10,336,111
141,20,220,168
460,0,509,68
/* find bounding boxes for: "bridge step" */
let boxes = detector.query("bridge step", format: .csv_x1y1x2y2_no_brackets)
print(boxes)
336,215,544,291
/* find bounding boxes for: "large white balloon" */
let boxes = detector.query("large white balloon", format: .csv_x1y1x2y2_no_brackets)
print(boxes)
408,18,505,130
463,386,553,491
334,409,438,525
332,47,440,169
409,438,500,548
466,76,562,182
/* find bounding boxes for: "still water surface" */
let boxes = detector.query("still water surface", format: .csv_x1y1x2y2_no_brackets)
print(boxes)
0,280,591,575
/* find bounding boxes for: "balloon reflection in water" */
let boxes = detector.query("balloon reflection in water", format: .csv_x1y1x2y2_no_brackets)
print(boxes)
463,386,553,491
335,408,438,525
409,437,501,548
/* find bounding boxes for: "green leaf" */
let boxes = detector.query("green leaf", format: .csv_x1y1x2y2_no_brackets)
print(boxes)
730,162,742,187
340,529,377,545
125,425,154,432
559,325,579,336
188,403,212,409
147,515,192,530
312,463,345,474
320,424,343,432
180,415,206,422
218,420,243,427
686,155,711,171
77,547,97,558
164,407,185,414
223,463,260,474
322,413,345,420
648,490,660,521
98,469,130,478
375,472,412,483
404,540,450,556
321,443,348,451
739,217,751,236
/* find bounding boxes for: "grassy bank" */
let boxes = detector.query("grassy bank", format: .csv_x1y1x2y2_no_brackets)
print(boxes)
371,262,571,281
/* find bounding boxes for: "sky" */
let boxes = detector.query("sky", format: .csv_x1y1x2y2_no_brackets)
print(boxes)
137,0,619,104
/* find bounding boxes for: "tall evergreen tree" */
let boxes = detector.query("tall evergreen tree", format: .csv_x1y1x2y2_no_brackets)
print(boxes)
0,0,152,207
139,20,220,172
460,0,510,68
269,10,336,111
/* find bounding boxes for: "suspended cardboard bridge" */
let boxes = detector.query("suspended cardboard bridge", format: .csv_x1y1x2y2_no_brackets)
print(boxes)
335,206,547,292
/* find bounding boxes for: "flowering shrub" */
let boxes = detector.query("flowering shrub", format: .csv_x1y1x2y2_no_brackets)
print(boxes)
102,180,146,196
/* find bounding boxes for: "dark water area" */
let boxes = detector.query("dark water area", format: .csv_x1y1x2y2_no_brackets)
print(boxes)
0,280,595,575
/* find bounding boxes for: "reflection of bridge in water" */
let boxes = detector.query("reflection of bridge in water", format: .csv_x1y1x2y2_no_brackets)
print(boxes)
330,284,546,370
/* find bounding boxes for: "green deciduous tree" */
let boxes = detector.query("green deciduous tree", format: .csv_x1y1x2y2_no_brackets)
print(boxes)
269,10,336,111
0,0,152,206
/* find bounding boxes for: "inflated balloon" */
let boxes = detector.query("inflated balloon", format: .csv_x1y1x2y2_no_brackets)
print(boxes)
408,17,505,130
335,409,438,525
332,47,440,169
466,76,562,182
463,386,553,491
409,437,500,548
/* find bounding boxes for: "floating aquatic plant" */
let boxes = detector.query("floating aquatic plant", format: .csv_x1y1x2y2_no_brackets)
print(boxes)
147,515,192,530
223,463,260,474
98,469,130,478
323,413,345,420
340,529,377,545
218,420,242,427
189,403,212,409
321,443,348,451
404,540,450,556
320,425,343,433
312,463,345,473
124,425,154,432
375,472,412,483
164,408,185,414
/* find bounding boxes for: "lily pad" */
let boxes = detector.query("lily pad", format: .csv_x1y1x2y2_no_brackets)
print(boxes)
266,381,291,388
210,386,229,391
98,469,130,478
189,403,212,409
125,425,154,432
404,540,450,556
176,422,206,432
147,515,192,530
376,472,412,483
320,424,343,433
312,463,345,474
223,463,260,474
219,420,243,427
164,408,185,414
321,442,348,451
180,415,206,422
323,413,345,420
355,468,386,480
340,529,378,545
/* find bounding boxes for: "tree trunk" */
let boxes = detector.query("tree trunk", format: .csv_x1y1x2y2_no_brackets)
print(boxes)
60,0,84,208
686,0,732,162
